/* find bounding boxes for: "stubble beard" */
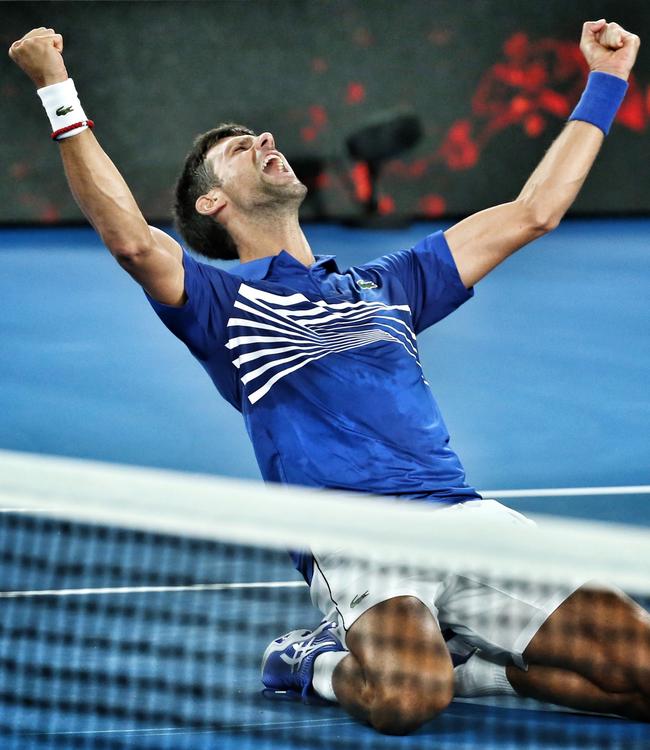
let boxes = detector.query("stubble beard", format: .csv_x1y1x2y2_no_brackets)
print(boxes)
260,178,307,206
245,179,308,221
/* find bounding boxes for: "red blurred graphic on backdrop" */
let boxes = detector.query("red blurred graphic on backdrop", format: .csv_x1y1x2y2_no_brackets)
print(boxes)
436,31,647,172
333,31,647,214
346,82,366,105
301,104,329,143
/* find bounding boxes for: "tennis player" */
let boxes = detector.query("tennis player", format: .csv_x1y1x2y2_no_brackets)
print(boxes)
10,19,648,734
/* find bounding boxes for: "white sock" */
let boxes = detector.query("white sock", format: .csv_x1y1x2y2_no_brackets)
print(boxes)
312,651,348,702
454,653,517,697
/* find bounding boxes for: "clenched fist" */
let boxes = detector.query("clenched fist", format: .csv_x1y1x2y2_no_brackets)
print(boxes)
580,20,641,81
8,27,68,88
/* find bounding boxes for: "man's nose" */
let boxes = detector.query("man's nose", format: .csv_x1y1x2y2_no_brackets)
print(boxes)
256,132,276,151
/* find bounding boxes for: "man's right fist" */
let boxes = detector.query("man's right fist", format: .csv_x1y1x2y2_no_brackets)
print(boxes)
8,27,68,88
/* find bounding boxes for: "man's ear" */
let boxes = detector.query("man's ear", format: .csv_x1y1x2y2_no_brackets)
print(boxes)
195,191,227,218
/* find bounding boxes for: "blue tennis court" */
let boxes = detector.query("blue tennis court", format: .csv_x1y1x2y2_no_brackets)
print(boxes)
1,219,649,749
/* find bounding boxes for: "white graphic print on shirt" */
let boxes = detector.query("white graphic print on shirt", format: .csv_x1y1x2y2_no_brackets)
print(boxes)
225,283,422,404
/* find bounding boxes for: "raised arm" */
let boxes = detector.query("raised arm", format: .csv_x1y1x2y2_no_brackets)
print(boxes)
8,27,185,305
444,20,640,289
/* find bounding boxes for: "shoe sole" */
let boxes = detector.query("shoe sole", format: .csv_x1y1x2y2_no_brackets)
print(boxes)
261,688,333,706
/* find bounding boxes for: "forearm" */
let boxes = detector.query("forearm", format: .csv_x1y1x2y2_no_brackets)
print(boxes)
447,120,606,287
9,26,184,303
516,120,604,230
58,128,151,255
446,121,606,287
446,66,631,287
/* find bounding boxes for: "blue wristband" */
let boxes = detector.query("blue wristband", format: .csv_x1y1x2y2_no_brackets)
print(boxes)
568,71,628,135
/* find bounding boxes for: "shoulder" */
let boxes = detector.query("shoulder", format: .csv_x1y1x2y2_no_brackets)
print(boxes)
182,250,243,294
348,230,453,289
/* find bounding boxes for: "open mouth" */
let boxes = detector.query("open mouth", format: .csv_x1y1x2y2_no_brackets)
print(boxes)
261,153,290,176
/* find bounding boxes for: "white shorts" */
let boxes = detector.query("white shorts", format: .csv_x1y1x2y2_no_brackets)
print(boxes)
309,499,586,669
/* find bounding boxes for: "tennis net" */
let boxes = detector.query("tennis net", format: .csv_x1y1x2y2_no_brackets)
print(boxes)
0,449,648,750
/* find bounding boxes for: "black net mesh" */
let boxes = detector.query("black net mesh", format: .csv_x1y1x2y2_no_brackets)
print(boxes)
0,454,649,750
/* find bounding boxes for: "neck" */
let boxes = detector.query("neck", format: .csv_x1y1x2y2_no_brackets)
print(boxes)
230,210,314,267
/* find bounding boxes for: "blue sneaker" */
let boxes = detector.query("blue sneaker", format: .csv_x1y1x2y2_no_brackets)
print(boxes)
261,620,344,703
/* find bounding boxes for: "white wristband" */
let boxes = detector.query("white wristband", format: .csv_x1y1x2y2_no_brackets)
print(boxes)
36,78,92,140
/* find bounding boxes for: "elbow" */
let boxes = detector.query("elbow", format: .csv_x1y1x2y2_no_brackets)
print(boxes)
105,232,154,266
111,244,153,269
536,212,562,234
518,198,562,237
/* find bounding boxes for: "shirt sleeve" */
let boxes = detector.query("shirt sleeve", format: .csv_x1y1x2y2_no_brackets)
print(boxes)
360,230,474,334
144,250,239,357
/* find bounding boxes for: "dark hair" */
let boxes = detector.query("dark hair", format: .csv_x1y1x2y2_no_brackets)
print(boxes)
174,123,256,260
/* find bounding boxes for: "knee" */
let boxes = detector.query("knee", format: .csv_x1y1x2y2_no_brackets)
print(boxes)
368,673,454,735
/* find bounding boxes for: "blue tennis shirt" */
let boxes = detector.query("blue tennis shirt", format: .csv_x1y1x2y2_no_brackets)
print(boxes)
146,230,480,504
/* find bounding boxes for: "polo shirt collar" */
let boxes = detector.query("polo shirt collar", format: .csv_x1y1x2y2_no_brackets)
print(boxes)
228,255,274,280
229,250,339,280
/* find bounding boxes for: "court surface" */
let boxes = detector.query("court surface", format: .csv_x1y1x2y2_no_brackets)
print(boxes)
0,219,648,749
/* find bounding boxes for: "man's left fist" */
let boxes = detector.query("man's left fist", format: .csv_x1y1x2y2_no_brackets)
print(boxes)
580,19,641,81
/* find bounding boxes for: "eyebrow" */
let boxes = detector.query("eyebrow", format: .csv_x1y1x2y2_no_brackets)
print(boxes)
226,135,253,157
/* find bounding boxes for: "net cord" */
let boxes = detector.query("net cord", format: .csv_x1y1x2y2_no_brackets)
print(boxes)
1,449,648,593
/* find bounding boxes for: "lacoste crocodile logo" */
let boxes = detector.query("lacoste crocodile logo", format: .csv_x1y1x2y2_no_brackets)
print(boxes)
357,280,378,290
56,105,74,116
350,591,370,608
